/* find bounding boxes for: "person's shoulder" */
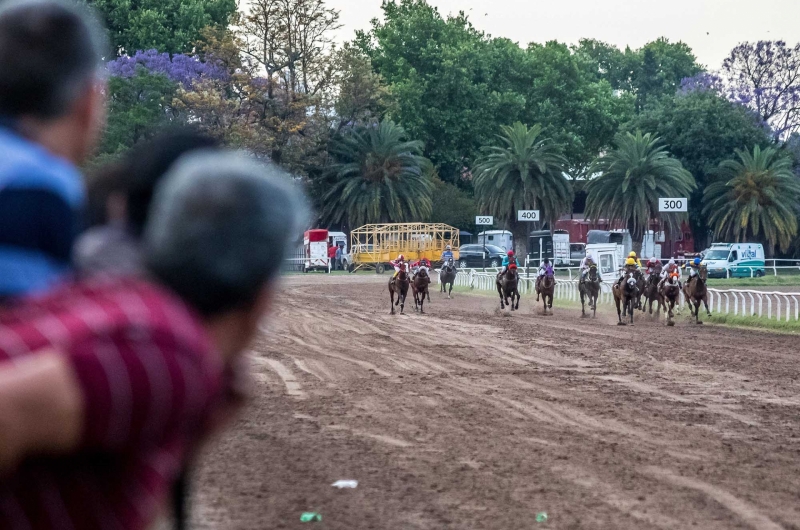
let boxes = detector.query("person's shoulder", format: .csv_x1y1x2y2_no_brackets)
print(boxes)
0,130,83,206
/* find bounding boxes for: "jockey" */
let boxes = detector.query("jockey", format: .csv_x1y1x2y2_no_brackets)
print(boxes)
536,257,554,291
579,253,596,283
645,256,661,277
685,257,702,287
628,251,642,268
390,254,407,279
498,250,521,279
441,245,454,264
616,256,639,289
659,258,681,290
411,257,432,283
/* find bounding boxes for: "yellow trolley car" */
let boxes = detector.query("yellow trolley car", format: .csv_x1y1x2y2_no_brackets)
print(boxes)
350,223,460,273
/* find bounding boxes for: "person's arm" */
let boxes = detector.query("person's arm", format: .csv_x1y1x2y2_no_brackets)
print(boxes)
0,351,84,473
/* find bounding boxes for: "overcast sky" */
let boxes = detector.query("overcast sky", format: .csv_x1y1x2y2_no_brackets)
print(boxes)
322,0,800,69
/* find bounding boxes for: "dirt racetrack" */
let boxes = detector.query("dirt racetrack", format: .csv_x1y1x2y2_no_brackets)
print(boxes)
191,274,800,529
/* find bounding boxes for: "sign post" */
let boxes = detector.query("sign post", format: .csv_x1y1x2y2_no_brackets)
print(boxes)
476,216,494,271
518,211,540,277
659,198,688,261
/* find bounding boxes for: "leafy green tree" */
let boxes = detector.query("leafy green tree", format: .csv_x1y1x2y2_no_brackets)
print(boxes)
519,41,634,174
473,122,572,258
704,146,800,254
101,70,178,155
585,131,696,252
575,37,701,111
626,90,773,246
357,0,526,183
426,177,478,231
321,121,433,228
88,0,236,54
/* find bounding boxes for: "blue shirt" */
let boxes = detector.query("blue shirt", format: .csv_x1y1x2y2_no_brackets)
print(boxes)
501,256,521,267
442,250,454,261
0,128,84,297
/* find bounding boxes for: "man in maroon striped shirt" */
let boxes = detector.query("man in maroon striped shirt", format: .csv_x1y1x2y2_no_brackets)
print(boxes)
0,150,305,529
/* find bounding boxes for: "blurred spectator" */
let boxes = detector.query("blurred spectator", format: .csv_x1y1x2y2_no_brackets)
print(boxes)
0,0,108,300
0,151,306,529
75,128,219,276
335,244,343,271
328,243,337,270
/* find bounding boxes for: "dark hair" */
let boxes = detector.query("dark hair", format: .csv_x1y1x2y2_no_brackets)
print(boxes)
144,151,307,317
0,0,107,120
87,128,220,235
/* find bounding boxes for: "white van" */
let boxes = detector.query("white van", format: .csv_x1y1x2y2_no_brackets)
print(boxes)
328,231,351,269
702,243,765,278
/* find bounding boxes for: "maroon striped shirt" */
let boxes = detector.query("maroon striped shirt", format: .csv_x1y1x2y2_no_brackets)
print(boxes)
0,277,225,529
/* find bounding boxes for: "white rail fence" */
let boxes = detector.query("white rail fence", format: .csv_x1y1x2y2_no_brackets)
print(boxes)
440,269,800,322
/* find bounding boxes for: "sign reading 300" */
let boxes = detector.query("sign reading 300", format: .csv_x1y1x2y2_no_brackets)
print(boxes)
659,198,688,212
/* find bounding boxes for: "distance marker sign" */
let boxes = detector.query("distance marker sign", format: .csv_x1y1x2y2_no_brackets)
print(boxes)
475,216,494,225
517,210,540,222
659,198,688,212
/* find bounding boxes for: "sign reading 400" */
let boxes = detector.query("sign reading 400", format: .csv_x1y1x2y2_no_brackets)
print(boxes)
659,198,688,213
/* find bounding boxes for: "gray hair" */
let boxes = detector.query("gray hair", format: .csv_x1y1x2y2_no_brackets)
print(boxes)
143,150,307,316
0,0,108,120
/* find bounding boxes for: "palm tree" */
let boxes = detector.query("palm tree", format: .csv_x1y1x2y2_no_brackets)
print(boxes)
322,121,433,227
703,146,800,254
585,131,696,252
473,122,572,258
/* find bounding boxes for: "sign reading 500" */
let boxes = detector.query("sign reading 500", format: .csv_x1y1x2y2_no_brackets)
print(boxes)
659,198,688,213
475,216,494,225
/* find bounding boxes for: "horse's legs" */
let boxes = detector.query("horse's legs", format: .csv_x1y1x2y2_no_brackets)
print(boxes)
497,283,505,309
515,290,520,310
580,290,586,317
615,298,624,324
703,296,711,317
390,288,395,315
448,282,453,298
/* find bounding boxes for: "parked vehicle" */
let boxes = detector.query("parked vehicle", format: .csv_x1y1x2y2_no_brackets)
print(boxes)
586,243,622,282
702,243,766,278
458,244,507,268
304,229,330,273
477,230,513,251
328,231,350,269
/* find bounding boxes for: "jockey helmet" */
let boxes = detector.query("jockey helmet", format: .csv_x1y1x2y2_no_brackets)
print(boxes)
507,250,515,257
445,245,451,250
669,258,676,265
625,257,636,266
694,257,702,265
649,257,658,264
629,251,637,258
544,257,551,264
398,254,405,261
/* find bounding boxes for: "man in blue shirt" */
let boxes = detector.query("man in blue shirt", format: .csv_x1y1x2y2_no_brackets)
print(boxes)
441,244,454,264
0,0,107,299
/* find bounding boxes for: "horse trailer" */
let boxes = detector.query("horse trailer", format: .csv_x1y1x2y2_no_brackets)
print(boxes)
477,230,513,252
528,230,570,266
350,223,460,273
304,229,330,273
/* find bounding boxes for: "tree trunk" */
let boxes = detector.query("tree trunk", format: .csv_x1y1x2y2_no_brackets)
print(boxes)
510,219,528,265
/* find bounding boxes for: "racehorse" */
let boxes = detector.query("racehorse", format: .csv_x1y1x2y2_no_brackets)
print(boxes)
684,264,711,324
579,264,600,318
496,264,521,311
411,268,430,313
660,272,681,326
536,267,555,315
389,265,410,315
439,258,457,298
633,269,646,310
642,270,663,319
613,270,637,325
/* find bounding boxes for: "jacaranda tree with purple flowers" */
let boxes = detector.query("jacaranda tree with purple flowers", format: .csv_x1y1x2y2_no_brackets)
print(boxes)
720,41,800,139
107,50,228,88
